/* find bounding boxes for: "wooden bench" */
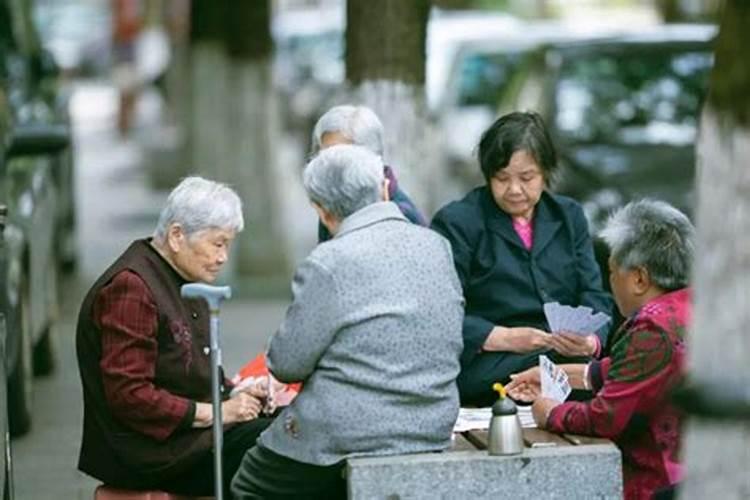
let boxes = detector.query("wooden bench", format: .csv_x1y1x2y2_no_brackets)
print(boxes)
347,429,623,499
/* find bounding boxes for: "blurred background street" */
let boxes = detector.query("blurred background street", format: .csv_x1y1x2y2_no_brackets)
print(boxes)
1,0,739,498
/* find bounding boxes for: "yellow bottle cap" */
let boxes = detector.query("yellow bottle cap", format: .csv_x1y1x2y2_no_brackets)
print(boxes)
492,382,506,399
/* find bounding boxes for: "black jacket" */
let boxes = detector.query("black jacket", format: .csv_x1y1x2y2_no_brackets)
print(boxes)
431,187,614,404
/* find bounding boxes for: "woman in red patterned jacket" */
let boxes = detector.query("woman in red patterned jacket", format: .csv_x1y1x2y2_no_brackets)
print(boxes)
507,199,694,500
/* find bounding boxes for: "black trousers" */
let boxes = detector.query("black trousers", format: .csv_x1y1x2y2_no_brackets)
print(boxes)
159,417,273,497
231,444,346,500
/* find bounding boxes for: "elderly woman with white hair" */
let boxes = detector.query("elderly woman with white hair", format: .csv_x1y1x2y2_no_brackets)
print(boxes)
311,104,426,241
76,177,271,497
231,145,464,499
506,199,694,500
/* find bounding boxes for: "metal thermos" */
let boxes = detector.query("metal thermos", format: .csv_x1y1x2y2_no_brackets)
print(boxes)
488,383,524,456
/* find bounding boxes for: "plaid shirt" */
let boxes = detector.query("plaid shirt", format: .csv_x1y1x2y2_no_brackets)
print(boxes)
93,270,193,440
547,288,690,500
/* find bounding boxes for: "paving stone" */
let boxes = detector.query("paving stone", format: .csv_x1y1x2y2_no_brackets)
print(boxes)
347,445,623,500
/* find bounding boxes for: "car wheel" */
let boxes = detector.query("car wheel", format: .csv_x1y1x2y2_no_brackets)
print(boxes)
7,279,33,437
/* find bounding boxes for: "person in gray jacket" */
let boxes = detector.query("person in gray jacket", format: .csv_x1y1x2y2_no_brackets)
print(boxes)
232,144,465,499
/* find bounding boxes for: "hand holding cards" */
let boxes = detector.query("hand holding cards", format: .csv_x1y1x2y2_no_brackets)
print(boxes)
539,355,571,403
543,301,610,336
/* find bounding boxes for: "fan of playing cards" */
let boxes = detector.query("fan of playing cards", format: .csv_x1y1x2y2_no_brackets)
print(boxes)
540,355,571,402
543,302,610,336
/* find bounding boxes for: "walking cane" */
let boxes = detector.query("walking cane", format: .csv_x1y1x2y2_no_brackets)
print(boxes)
181,283,232,500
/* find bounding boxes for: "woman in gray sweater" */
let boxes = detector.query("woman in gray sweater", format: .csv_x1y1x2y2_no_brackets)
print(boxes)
232,144,465,499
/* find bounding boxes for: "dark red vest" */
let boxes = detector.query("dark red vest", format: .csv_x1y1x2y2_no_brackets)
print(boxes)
76,239,221,487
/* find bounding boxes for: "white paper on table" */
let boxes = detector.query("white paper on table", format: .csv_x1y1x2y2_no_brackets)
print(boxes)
453,406,538,433
453,407,492,432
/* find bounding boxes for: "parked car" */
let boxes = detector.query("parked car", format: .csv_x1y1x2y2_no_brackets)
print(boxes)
432,19,637,192
19,0,77,272
32,0,112,77
272,7,520,151
497,24,715,280
1,0,72,436
272,6,344,144
426,8,521,113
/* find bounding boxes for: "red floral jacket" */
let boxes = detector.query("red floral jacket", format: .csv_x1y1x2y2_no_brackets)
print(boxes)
547,288,691,500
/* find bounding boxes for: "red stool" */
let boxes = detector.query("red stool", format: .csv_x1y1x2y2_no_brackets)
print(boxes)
94,484,215,500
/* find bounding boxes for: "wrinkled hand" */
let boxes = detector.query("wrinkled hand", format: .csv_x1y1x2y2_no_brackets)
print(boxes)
486,327,550,353
531,397,560,428
262,375,290,416
223,392,263,424
269,376,288,396
235,377,269,400
511,327,551,352
547,332,597,357
506,367,541,402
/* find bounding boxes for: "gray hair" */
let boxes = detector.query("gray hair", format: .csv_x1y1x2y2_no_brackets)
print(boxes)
303,144,384,221
599,199,695,291
153,176,244,243
311,105,385,157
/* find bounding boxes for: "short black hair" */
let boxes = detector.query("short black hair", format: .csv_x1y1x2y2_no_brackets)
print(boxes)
477,111,558,182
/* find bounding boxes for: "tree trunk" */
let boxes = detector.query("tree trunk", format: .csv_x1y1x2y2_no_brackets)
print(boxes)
656,0,682,22
149,0,191,189
432,0,474,9
347,0,429,85
682,2,750,498
189,0,229,182
224,1,289,282
345,0,439,213
656,0,721,23
162,0,191,139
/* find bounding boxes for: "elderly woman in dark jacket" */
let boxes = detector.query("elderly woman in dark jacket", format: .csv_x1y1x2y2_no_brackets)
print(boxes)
431,111,614,406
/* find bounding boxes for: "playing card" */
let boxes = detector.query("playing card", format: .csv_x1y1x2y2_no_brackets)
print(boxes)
543,302,560,332
540,355,554,397
539,355,572,402
567,308,588,334
555,370,572,401
558,305,574,332
544,302,611,336
589,312,611,333
539,355,570,402
540,354,555,376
